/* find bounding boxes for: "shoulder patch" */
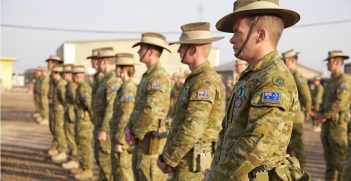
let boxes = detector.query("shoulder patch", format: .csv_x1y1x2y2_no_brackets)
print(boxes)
341,83,349,89
111,86,119,91
262,92,281,103
197,90,209,99
299,79,305,84
272,76,285,87
151,82,161,90
124,95,132,102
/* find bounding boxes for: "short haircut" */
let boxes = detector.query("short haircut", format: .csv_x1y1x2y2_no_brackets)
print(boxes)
247,14,284,48
144,44,163,57
198,43,212,57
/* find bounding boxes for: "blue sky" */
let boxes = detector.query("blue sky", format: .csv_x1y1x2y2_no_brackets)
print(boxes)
1,0,351,77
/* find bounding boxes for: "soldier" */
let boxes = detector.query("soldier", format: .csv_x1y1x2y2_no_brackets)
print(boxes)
125,32,172,181
46,55,64,157
111,53,137,181
232,59,248,85
61,64,79,169
71,65,94,180
87,48,105,95
38,66,50,125
317,50,351,181
209,0,311,180
33,68,42,122
94,47,122,181
157,22,226,180
283,49,312,168
50,65,68,163
168,73,183,119
311,76,324,132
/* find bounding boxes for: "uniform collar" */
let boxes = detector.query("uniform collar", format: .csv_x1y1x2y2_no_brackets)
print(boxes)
242,51,279,76
189,61,210,78
145,62,160,75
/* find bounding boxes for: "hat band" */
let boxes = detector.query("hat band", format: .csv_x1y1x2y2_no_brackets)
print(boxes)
141,37,167,47
330,52,346,57
235,1,279,12
116,57,134,64
180,31,213,41
284,52,298,58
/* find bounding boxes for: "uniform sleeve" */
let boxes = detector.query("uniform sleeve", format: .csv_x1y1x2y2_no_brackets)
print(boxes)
82,84,92,113
59,82,66,105
296,77,312,114
323,80,351,119
223,77,295,179
132,75,169,140
314,86,324,112
115,85,136,145
100,79,121,132
162,81,216,167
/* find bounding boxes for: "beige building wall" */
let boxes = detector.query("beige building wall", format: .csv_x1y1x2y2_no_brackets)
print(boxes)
0,57,16,91
57,39,220,82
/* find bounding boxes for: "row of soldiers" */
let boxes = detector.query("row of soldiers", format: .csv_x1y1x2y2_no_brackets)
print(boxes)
31,0,351,180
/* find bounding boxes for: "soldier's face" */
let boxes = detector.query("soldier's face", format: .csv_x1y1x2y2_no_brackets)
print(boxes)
63,72,72,81
178,44,192,64
327,58,343,72
115,67,122,77
91,59,99,69
138,45,149,63
47,60,54,70
284,58,297,71
98,59,107,72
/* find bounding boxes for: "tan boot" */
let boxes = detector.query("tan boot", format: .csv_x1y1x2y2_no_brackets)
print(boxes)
70,167,83,175
52,152,67,163
62,160,79,169
74,169,93,180
48,147,58,156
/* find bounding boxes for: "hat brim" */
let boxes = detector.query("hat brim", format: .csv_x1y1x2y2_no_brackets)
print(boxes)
169,36,224,45
132,42,172,53
86,56,98,59
46,59,63,63
216,8,300,33
97,55,116,59
324,55,350,61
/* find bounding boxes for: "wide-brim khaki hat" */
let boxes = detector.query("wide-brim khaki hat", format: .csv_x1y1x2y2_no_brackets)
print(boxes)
63,64,73,73
216,0,300,33
52,65,63,73
115,53,135,66
132,32,171,53
282,49,299,59
87,49,99,59
97,47,116,58
170,22,223,45
72,65,85,73
46,55,63,63
324,50,349,61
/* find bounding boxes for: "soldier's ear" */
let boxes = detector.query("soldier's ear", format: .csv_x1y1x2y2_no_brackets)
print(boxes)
256,29,265,44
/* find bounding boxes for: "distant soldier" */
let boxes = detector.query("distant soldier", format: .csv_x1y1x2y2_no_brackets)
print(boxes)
283,49,312,168
50,65,68,163
33,68,42,122
111,53,137,181
125,32,172,181
157,22,226,180
168,73,183,119
232,59,248,85
87,48,105,95
94,47,122,181
71,65,94,180
61,64,79,170
46,55,64,157
38,66,50,125
311,76,324,132
317,50,351,181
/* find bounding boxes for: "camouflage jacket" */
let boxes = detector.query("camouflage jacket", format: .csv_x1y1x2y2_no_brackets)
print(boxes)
292,71,312,115
65,80,78,122
75,81,93,124
34,77,41,95
321,72,351,119
111,79,137,145
48,71,55,105
162,61,226,167
39,75,50,103
210,51,299,180
128,62,171,140
53,78,66,109
311,84,324,112
94,72,122,132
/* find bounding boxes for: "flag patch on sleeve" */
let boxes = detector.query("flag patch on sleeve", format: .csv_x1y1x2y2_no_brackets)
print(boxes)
151,83,161,89
124,95,132,102
198,91,209,98
262,92,281,103
341,83,349,89
111,86,119,91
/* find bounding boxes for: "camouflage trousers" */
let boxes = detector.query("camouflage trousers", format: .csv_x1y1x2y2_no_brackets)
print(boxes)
111,149,134,181
77,113,94,170
65,108,78,161
132,135,168,181
94,125,113,181
40,97,49,120
49,105,57,149
54,106,67,153
321,118,348,181
287,118,305,168
341,121,351,181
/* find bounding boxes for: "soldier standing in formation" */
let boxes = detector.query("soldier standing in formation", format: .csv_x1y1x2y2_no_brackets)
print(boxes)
283,49,312,168
62,64,79,169
51,65,68,163
38,66,50,125
317,50,351,181
111,53,137,181
94,47,123,180
311,76,324,132
168,73,183,120
125,32,171,181
72,65,94,180
33,67,42,122
209,0,310,180
157,22,226,180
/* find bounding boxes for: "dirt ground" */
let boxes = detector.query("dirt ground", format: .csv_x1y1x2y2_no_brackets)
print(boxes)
1,87,325,180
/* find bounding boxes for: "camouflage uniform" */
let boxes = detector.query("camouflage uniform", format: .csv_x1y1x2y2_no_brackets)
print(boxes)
210,51,310,180
161,61,226,180
128,62,171,181
287,71,312,167
39,74,50,121
168,80,183,119
33,75,41,116
311,83,324,130
65,80,78,161
75,81,94,171
94,71,122,180
321,72,351,181
111,79,137,181
49,73,57,145
53,78,67,153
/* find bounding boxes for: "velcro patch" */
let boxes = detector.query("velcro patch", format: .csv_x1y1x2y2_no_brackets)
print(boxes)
124,95,132,102
262,92,281,103
198,90,209,98
151,82,161,89
341,83,349,89
111,86,119,91
299,79,305,84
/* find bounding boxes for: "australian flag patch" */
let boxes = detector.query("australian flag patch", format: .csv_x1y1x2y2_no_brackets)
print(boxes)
124,95,132,102
262,92,281,103
151,82,161,89
198,90,209,98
